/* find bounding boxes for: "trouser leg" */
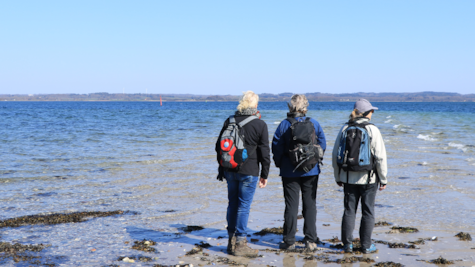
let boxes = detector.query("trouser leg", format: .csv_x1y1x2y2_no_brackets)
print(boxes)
282,177,300,245
225,172,239,236
341,183,360,246
300,175,318,243
235,174,258,240
359,183,378,249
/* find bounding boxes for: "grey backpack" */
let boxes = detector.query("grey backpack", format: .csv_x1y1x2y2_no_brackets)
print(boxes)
218,115,258,170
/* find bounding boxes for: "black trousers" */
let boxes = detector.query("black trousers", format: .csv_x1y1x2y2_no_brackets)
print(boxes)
282,175,319,245
341,183,378,250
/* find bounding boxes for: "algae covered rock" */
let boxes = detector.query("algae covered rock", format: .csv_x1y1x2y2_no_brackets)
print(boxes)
455,232,472,241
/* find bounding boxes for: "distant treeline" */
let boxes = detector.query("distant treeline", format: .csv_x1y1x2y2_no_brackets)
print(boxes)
1,91,474,102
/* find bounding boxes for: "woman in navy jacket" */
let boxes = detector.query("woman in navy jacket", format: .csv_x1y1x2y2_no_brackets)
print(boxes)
272,94,326,250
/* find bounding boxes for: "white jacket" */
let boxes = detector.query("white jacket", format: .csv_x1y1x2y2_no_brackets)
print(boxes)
332,118,388,185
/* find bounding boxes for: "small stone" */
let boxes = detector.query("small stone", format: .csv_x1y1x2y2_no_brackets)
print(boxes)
179,261,185,264
91,248,96,252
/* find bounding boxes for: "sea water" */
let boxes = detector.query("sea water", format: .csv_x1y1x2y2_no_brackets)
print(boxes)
0,101,474,266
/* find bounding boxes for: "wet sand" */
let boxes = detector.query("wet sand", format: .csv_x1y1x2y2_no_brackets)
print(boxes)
152,208,475,267
1,206,474,266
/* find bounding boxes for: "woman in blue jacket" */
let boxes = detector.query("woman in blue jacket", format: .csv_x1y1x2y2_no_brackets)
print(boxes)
272,94,326,250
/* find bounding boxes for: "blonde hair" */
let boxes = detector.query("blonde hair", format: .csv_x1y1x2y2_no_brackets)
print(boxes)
237,91,259,112
287,94,309,114
349,109,372,120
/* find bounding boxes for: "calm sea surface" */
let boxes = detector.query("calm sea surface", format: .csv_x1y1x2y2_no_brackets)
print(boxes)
1,101,474,266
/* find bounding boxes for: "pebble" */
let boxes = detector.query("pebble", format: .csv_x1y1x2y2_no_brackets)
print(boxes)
179,261,185,264
122,257,135,263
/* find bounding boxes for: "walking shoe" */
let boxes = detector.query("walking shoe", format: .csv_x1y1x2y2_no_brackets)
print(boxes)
233,239,258,257
362,244,377,254
304,240,317,251
279,242,296,250
227,235,236,254
343,243,353,253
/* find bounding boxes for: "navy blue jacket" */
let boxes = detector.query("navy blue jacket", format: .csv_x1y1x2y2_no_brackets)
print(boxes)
272,116,326,177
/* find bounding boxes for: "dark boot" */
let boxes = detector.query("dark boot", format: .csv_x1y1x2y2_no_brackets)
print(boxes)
227,235,236,254
233,239,258,257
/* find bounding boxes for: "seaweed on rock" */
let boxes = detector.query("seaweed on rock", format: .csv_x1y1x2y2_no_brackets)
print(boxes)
131,239,157,253
375,221,392,227
254,227,284,236
323,236,341,243
388,226,419,233
180,225,204,233
455,232,472,241
429,256,454,265
324,256,374,264
387,242,417,249
374,262,405,267
0,210,125,228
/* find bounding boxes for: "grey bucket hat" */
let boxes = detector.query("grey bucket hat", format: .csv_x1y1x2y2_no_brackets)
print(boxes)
354,98,378,113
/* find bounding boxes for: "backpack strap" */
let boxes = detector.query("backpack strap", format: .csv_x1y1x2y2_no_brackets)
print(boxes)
348,120,373,128
229,115,236,124
237,115,258,127
286,117,298,125
235,115,259,167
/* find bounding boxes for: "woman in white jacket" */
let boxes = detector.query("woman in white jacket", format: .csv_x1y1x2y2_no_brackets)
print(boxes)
332,99,388,254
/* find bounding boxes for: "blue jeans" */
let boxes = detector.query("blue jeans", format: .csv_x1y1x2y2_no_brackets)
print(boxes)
225,171,258,240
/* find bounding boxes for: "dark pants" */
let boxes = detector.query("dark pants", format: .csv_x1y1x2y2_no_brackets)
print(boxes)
282,175,319,245
341,183,378,250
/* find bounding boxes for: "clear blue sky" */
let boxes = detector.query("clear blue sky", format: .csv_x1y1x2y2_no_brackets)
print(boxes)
1,1,474,95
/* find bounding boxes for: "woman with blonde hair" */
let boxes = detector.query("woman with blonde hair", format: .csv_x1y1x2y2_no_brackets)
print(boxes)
272,94,326,251
216,91,270,257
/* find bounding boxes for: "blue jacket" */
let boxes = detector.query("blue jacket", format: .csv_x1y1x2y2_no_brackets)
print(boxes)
272,116,326,177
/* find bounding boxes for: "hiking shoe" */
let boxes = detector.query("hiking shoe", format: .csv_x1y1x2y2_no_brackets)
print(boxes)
233,239,258,257
227,235,236,254
305,240,317,251
279,242,296,250
362,244,377,254
343,243,353,253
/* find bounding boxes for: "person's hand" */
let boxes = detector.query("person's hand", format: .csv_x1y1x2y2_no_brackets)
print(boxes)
259,178,267,188
379,184,386,191
337,182,343,187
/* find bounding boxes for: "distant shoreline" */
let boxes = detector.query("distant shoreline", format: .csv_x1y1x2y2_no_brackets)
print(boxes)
1,100,475,103
1,91,475,102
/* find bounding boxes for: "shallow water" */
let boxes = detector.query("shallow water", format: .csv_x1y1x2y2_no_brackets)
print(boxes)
0,101,474,266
